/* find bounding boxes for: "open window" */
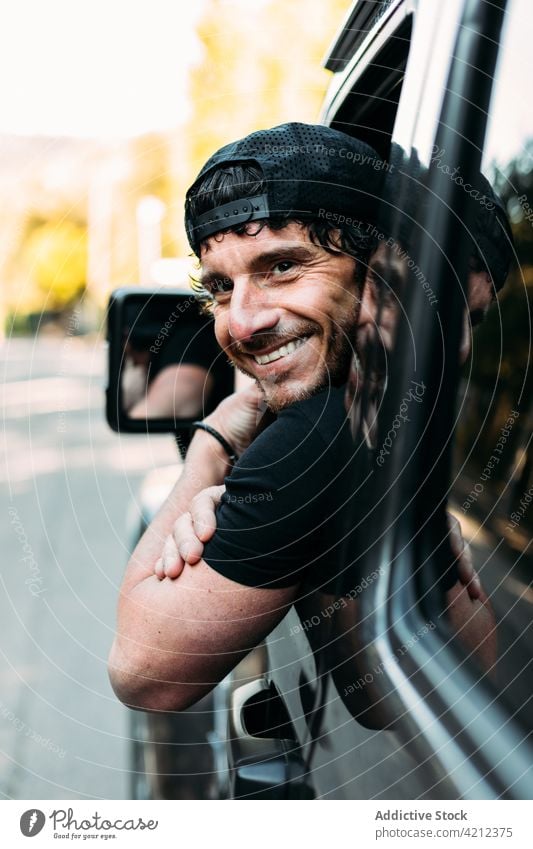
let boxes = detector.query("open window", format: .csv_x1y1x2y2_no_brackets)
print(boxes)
322,0,413,158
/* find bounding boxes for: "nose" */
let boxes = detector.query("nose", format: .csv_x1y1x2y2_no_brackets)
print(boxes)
228,277,283,344
459,308,471,364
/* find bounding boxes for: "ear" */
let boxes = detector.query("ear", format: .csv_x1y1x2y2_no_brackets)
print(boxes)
356,274,379,350
467,269,494,314
459,308,472,365
459,269,494,364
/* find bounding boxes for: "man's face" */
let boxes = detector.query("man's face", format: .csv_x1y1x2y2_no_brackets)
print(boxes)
357,242,494,362
459,268,493,362
199,222,360,411
345,242,495,439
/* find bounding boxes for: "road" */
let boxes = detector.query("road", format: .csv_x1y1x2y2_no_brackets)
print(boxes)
1,336,177,799
1,336,531,800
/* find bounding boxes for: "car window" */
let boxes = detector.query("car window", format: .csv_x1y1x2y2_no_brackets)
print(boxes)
362,0,533,740
323,6,413,157
449,0,533,733
309,2,455,734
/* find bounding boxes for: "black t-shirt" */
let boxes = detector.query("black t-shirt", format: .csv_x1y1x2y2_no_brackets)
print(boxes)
150,322,218,378
202,386,357,589
149,321,229,412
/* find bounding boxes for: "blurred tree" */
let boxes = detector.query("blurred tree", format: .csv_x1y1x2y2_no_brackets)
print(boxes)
108,134,178,289
168,0,351,253
188,0,350,158
22,219,88,310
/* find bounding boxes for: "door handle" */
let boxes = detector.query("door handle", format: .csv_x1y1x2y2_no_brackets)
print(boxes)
228,679,314,800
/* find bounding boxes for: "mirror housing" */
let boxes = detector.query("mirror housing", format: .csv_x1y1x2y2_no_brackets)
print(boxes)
106,287,234,434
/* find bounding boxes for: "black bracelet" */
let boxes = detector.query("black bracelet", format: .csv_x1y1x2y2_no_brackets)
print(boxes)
191,421,238,463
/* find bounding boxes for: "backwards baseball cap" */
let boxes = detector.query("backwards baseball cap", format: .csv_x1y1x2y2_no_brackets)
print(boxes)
184,122,386,256
472,174,514,291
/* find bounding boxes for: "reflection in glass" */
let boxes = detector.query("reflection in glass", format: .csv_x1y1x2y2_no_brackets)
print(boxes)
329,141,516,726
120,295,226,424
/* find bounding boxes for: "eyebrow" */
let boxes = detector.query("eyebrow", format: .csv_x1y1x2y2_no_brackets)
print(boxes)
199,244,318,288
368,258,405,294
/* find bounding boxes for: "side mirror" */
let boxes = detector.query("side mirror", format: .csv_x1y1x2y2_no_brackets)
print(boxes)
106,287,234,434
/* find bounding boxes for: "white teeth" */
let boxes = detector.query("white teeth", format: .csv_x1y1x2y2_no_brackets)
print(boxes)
253,336,308,365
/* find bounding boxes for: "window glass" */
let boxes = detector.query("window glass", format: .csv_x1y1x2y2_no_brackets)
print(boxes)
450,0,533,731
333,0,533,742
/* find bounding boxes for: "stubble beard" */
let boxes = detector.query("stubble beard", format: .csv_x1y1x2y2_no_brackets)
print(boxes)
229,315,358,413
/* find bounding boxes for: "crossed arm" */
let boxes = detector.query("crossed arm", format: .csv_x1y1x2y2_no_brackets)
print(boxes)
108,391,496,715
157,490,497,673
107,388,297,713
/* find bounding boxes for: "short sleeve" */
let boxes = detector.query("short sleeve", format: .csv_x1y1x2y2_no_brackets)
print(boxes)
202,389,354,588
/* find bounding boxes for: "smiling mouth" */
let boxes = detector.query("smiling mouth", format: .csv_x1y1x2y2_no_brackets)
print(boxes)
252,336,310,365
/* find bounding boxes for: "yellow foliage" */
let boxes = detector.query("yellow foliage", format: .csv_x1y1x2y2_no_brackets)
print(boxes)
188,0,350,159
170,0,351,252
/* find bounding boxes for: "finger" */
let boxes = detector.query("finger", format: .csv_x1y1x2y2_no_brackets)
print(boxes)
446,513,481,598
191,486,224,542
455,535,475,588
193,512,217,542
161,534,186,579
173,513,204,565
154,558,165,580
454,538,482,600
467,571,482,601
162,534,179,572
456,540,473,581
164,553,185,580
446,512,464,560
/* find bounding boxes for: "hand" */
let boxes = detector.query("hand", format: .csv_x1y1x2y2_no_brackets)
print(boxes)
445,512,496,673
154,485,225,579
447,512,482,601
203,384,266,458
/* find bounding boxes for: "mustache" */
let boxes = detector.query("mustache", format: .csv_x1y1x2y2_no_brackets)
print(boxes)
230,322,319,354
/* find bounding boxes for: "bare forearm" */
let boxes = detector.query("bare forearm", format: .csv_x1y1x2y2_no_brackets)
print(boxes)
121,430,230,592
108,384,286,712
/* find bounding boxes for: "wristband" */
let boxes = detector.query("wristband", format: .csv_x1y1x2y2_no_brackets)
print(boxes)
191,421,238,463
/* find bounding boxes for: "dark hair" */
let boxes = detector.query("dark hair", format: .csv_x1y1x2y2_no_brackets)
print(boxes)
471,194,514,293
188,163,375,307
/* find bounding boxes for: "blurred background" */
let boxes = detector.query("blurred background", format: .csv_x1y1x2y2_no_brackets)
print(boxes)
1,0,532,801
1,0,353,332
0,0,353,799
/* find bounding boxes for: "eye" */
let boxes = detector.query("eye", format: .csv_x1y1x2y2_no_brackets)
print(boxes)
205,276,233,299
272,260,296,275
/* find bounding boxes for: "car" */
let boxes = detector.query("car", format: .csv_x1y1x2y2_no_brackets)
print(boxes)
106,0,533,799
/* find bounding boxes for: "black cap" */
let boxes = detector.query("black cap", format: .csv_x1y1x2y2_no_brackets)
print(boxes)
472,173,514,291
184,122,386,255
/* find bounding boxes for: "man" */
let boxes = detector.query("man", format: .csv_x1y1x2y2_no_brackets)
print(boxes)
108,125,502,712
157,148,513,589
108,123,385,711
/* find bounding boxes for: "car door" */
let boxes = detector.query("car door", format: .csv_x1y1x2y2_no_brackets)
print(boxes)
251,0,533,800
258,0,436,801
350,0,533,800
